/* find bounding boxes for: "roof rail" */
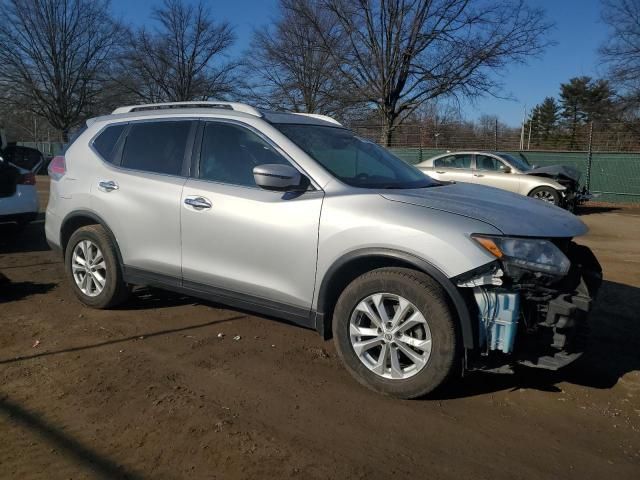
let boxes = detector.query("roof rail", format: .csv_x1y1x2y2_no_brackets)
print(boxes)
291,112,342,126
111,101,263,117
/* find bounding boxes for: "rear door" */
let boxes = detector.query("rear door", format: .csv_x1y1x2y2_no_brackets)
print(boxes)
472,154,520,193
90,119,196,279
180,120,323,312
428,153,474,183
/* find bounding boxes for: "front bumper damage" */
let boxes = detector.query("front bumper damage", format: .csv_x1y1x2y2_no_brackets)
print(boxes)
458,242,602,372
563,186,594,212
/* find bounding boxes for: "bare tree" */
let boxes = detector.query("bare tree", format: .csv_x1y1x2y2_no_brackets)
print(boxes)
600,0,640,106
295,0,553,145
246,0,363,119
117,0,239,103
0,0,122,140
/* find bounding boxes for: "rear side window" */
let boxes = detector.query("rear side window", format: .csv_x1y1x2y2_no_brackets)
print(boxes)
93,124,126,163
434,154,471,169
121,121,191,175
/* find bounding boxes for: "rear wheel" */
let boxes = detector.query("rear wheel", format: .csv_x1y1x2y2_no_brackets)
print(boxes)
528,186,561,206
65,225,129,308
332,268,458,399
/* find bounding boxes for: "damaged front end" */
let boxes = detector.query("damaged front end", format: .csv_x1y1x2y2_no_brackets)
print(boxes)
525,165,593,211
457,236,602,373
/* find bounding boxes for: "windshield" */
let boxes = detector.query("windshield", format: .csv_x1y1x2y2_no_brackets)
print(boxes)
276,124,439,189
500,153,531,172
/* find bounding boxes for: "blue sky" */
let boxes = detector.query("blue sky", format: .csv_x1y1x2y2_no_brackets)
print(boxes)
110,0,609,126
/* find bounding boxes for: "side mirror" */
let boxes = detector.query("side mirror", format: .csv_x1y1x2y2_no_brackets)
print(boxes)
253,164,306,191
501,165,511,173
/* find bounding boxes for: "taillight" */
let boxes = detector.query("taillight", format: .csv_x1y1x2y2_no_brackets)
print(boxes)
48,156,66,181
18,172,36,185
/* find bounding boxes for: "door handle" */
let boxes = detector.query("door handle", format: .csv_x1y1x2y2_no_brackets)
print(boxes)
436,171,446,174
474,174,484,177
184,196,212,210
98,180,119,192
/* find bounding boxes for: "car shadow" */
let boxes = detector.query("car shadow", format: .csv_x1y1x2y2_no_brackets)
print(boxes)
114,286,200,310
431,279,640,399
575,204,620,215
0,280,57,302
0,213,51,254
0,395,145,479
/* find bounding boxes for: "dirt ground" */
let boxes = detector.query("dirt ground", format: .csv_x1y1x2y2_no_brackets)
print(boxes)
1,178,639,479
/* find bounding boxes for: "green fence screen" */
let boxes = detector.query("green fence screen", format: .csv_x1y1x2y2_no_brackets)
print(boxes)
388,148,640,204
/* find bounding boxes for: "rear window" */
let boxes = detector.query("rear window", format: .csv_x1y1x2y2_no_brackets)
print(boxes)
120,121,191,176
93,124,126,163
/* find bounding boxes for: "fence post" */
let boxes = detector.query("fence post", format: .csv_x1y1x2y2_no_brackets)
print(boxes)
586,122,594,191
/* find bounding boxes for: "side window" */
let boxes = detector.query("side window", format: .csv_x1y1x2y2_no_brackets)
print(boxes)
476,155,506,171
121,121,191,175
434,154,471,169
199,122,290,187
93,124,126,163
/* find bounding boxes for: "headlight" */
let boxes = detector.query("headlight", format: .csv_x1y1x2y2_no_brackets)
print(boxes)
472,234,570,276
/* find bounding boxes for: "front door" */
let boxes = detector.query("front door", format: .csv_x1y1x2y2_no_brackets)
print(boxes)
473,154,520,193
180,121,323,312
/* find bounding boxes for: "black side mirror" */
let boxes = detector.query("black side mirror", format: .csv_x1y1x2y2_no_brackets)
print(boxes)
253,164,307,191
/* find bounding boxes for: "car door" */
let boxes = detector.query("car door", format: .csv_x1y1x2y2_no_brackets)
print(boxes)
180,120,323,312
429,153,474,183
90,119,195,280
472,154,520,193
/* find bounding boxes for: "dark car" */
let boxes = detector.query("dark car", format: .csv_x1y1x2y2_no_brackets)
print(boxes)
1,144,45,173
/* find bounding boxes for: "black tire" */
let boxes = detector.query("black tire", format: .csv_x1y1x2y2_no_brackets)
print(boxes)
65,224,129,309
528,186,561,206
332,267,458,399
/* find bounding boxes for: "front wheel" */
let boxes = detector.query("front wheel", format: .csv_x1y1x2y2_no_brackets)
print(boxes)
528,186,561,206
332,268,458,399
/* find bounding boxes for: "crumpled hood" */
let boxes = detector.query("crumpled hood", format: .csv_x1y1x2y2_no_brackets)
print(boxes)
381,182,588,238
525,165,581,183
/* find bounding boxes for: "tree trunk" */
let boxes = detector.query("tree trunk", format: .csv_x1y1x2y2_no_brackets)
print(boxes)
380,110,396,147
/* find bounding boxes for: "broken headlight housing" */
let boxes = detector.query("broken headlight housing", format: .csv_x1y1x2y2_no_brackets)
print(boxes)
472,234,571,277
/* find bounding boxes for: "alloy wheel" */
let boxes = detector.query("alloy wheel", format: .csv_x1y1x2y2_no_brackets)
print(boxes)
349,293,432,380
533,190,557,203
71,240,107,297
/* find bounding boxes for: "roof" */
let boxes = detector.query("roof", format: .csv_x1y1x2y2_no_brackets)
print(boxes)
90,101,343,128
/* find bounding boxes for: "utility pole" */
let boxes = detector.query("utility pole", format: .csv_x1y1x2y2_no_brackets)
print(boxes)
519,105,527,151
586,122,594,191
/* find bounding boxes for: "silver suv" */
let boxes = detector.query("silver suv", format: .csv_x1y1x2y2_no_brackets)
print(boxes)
45,102,602,398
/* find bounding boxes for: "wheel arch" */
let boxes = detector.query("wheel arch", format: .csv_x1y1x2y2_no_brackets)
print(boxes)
60,210,124,267
315,248,476,349
525,180,565,196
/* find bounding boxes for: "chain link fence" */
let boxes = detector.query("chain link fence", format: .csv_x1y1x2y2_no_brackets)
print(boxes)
351,122,640,203
13,121,640,203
